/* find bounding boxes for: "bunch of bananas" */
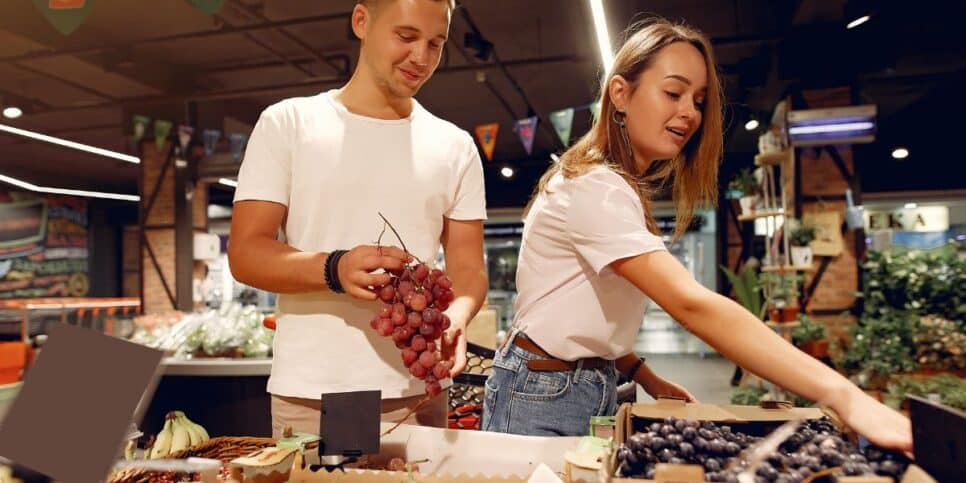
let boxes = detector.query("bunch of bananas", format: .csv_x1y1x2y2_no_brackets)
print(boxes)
143,411,210,459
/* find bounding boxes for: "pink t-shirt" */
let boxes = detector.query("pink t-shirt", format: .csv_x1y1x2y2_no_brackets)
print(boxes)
513,166,666,360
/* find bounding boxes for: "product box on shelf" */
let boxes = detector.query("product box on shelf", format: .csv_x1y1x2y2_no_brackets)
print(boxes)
229,422,581,483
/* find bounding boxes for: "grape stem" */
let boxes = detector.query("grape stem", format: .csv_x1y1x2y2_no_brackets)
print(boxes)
380,392,441,436
377,212,424,264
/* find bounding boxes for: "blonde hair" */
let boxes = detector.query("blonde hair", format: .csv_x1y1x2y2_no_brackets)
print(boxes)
532,17,723,240
358,0,456,14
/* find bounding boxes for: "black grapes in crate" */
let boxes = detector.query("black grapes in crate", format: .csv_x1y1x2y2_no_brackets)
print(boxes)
616,416,910,482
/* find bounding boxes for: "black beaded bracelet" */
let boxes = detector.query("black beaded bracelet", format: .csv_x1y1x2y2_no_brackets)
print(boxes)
626,357,646,379
324,250,348,294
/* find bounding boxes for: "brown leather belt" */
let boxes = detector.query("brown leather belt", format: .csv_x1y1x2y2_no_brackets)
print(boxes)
512,335,610,372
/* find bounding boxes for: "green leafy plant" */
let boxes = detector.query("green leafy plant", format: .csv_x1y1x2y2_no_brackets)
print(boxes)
727,167,760,197
720,264,764,319
792,313,828,346
840,308,919,380
914,314,966,371
789,224,816,247
731,385,768,405
760,272,803,308
885,374,966,411
862,245,966,322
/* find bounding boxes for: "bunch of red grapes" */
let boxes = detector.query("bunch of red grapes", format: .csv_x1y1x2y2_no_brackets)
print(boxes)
369,262,455,396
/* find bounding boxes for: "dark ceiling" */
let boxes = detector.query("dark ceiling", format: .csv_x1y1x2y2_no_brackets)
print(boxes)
0,0,963,209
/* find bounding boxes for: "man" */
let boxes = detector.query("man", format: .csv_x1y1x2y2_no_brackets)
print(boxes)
228,0,487,438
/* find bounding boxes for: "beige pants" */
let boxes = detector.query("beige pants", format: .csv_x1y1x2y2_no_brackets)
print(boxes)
271,393,448,439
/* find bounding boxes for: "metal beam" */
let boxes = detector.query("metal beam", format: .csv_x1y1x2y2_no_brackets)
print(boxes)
10,61,118,101
226,0,348,76
0,12,353,64
27,55,585,114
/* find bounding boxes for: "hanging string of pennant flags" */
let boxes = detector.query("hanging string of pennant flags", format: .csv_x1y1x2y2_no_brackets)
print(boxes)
473,101,602,161
131,115,248,163
33,0,224,36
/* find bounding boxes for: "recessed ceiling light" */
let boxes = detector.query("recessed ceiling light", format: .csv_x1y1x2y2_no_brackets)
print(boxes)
904,203,917,209
891,147,909,159
218,178,238,188
2,107,22,119
588,0,613,78
847,15,870,29
744,119,759,131
500,167,514,178
0,172,139,201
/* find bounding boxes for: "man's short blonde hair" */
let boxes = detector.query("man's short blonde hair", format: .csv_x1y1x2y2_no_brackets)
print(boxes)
358,0,456,14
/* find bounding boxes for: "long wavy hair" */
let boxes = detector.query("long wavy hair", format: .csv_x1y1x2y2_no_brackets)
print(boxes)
532,17,723,240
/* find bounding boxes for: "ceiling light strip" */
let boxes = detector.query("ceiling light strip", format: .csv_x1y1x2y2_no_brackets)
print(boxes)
0,172,139,202
0,122,140,164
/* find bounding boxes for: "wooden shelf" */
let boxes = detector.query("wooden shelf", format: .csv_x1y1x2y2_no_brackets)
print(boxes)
755,149,792,166
761,265,814,273
737,209,790,221
766,321,801,329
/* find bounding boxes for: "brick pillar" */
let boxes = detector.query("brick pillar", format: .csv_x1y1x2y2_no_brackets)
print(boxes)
139,140,204,314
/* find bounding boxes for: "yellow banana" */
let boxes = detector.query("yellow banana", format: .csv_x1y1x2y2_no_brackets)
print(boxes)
151,418,174,459
177,414,202,446
168,417,191,454
185,416,210,442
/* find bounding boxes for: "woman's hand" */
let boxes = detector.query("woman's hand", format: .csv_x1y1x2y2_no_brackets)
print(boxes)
639,374,698,402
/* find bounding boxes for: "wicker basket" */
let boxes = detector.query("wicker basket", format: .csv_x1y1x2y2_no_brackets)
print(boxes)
107,436,275,483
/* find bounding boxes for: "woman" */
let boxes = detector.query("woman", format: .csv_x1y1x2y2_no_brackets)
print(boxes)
481,18,911,452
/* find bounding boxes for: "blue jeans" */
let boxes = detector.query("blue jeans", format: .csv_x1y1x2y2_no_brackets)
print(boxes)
481,333,619,437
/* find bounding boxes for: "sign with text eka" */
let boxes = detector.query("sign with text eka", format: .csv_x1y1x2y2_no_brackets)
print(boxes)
0,194,90,299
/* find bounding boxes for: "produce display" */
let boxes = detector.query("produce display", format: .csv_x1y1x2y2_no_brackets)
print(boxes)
371,261,455,397
615,416,910,482
139,411,211,460
128,303,273,358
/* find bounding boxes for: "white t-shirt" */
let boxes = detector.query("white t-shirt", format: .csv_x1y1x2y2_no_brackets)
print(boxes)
233,90,487,399
513,167,666,360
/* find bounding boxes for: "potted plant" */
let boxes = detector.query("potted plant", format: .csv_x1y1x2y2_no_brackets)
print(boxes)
761,272,802,322
788,224,816,266
720,263,765,320
792,313,829,359
728,168,761,215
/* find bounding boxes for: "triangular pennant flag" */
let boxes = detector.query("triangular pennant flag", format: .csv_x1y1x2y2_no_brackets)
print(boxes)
132,115,151,143
549,108,575,146
514,116,539,156
202,129,221,156
474,123,499,161
228,133,249,162
154,120,173,152
32,0,92,36
588,101,602,122
188,0,224,14
177,125,194,153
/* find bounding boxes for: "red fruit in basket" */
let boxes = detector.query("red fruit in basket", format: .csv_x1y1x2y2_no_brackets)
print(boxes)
262,315,277,330
440,289,454,303
370,317,380,330
419,350,437,368
393,303,406,315
440,314,451,330
423,275,435,291
431,268,444,280
426,342,437,353
378,285,395,302
419,323,434,336
392,327,407,343
410,293,427,311
394,339,407,349
390,311,405,325
432,362,449,380
410,361,427,378
413,264,429,282
423,290,434,306
401,348,418,366
435,299,449,311
431,284,443,301
403,292,414,307
431,326,443,340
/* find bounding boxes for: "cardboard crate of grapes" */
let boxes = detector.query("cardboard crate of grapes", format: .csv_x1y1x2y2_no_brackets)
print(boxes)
586,399,934,483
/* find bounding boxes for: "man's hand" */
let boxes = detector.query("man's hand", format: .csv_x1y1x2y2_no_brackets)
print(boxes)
441,319,468,378
336,245,410,300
